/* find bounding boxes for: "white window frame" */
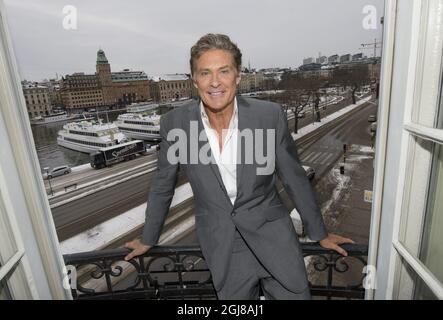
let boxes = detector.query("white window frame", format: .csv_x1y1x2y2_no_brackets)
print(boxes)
370,0,443,300
0,1,71,299
0,164,35,299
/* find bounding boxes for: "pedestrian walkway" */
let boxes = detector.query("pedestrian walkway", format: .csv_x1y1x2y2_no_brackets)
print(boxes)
305,144,374,299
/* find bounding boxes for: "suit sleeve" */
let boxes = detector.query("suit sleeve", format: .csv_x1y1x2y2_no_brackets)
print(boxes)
275,107,328,241
141,116,179,246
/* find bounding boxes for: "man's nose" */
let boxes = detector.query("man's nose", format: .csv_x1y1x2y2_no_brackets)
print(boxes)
210,74,220,87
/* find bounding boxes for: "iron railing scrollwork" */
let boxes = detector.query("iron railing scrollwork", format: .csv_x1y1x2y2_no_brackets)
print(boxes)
63,243,368,300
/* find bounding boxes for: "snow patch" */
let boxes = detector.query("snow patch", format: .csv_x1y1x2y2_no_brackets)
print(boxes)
291,96,372,141
60,183,194,254
321,168,351,214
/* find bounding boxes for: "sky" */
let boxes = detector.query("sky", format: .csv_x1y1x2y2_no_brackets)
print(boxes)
3,0,384,82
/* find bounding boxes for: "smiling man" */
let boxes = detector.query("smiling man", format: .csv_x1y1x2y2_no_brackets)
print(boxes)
125,33,354,300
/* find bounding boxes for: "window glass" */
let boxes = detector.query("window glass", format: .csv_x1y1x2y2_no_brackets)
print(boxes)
398,137,433,256
418,144,443,286
0,194,18,265
413,270,439,300
437,78,443,129
0,277,12,300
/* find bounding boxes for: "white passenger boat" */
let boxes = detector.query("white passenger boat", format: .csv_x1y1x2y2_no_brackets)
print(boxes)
30,112,81,125
126,102,159,113
57,120,128,154
114,113,161,141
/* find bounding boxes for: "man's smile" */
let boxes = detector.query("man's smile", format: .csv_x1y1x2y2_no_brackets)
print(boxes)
208,91,225,96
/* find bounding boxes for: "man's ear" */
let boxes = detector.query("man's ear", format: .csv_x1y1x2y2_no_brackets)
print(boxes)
236,72,241,86
192,76,198,89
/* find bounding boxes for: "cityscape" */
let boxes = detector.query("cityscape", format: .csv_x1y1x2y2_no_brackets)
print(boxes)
2,0,441,303
23,40,381,299
15,0,443,303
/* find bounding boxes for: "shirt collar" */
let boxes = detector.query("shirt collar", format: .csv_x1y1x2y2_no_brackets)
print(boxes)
200,97,238,130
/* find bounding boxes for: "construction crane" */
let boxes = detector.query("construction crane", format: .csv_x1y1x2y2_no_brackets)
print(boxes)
359,38,382,58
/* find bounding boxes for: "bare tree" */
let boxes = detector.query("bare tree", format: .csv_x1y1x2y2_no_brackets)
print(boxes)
332,65,371,104
279,72,327,128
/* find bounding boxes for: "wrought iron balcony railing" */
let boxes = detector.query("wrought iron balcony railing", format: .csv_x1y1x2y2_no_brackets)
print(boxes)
63,243,368,300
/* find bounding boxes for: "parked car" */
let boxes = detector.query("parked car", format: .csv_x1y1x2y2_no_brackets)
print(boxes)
371,122,377,133
368,114,377,122
302,165,315,180
42,165,71,179
297,110,306,118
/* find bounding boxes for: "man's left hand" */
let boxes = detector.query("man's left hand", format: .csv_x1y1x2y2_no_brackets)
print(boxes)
319,234,355,257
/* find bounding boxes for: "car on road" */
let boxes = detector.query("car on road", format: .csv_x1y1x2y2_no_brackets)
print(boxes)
368,114,377,122
42,165,71,179
302,165,315,180
297,110,305,118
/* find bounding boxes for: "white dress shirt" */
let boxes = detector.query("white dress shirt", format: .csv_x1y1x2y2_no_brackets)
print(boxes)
200,98,238,205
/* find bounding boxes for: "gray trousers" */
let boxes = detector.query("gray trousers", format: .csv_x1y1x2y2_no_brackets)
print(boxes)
216,229,312,300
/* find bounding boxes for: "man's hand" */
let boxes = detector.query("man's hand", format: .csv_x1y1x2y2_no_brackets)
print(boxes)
319,233,355,257
124,239,152,261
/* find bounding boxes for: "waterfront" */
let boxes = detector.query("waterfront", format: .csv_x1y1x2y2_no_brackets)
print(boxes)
31,106,174,172
32,111,130,171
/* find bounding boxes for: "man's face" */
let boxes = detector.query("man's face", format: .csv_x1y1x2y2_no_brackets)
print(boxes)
192,49,241,112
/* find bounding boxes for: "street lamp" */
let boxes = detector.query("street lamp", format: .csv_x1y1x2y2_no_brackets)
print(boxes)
43,166,53,196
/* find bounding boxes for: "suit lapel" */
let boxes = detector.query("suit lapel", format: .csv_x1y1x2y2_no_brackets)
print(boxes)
234,96,253,208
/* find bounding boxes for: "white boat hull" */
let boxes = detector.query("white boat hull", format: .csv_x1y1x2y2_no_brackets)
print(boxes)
119,130,161,141
30,114,80,126
57,137,101,154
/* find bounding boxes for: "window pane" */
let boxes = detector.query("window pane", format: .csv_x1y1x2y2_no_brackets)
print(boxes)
414,276,439,300
0,275,12,300
438,80,443,129
418,144,443,286
395,258,439,300
0,195,18,266
398,137,434,256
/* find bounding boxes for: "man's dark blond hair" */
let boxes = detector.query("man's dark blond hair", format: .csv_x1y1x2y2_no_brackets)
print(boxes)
190,33,242,75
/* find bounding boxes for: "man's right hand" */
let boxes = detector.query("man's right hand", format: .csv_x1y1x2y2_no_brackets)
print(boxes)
124,239,152,261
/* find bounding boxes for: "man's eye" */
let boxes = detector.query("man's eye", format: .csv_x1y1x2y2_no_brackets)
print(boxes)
221,69,230,74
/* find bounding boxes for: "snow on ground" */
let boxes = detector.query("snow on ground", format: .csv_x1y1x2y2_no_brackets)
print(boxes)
346,155,373,163
350,145,374,154
61,96,372,253
291,96,372,141
60,182,194,254
70,163,91,173
49,159,157,202
320,168,351,216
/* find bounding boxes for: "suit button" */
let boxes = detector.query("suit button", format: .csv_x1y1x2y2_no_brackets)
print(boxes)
231,212,236,217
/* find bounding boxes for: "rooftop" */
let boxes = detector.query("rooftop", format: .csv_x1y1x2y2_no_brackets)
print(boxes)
111,70,149,83
152,74,190,82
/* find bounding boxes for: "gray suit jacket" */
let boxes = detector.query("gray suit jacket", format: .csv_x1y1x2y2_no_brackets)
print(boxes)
142,96,328,292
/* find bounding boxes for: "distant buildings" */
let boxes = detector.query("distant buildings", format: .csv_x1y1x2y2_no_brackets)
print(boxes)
328,54,340,64
295,51,379,81
45,49,153,112
238,71,265,93
22,82,53,118
316,56,328,65
352,53,364,61
150,74,196,102
21,47,380,117
60,72,104,110
340,54,351,63
303,57,315,65
299,63,322,72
